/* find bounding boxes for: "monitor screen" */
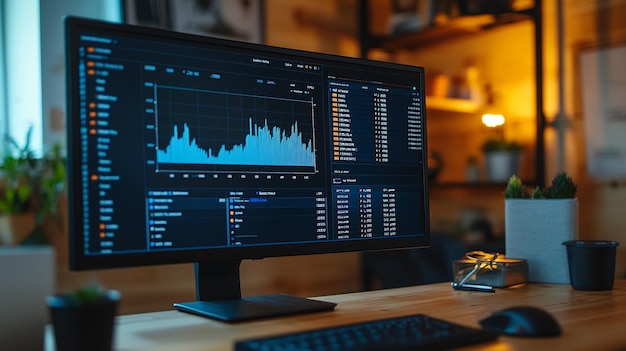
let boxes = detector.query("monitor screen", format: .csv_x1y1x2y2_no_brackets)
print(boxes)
65,17,430,321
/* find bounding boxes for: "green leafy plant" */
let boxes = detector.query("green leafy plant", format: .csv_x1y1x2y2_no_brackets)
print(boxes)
505,171,577,199
0,128,37,214
62,281,111,305
481,137,523,153
50,281,120,307
0,127,66,243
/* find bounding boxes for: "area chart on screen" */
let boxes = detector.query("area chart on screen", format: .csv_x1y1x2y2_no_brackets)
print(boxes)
153,84,316,174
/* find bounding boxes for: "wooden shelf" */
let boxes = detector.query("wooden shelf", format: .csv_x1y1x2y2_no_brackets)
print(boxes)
358,1,544,187
429,178,540,189
370,12,532,51
430,181,507,188
426,96,481,114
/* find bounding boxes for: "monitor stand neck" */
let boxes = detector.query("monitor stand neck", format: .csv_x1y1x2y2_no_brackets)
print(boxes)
195,259,242,301
173,259,337,322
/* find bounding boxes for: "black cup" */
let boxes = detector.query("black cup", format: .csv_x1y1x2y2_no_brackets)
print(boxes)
47,290,120,351
562,240,620,291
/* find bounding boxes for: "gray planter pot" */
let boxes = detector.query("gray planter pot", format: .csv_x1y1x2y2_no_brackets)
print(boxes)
505,198,578,284
484,151,520,182
0,246,55,350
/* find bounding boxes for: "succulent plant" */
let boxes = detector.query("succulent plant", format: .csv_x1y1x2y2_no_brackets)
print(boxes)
505,172,577,199
545,171,577,199
504,175,530,198
53,281,119,306
530,186,546,199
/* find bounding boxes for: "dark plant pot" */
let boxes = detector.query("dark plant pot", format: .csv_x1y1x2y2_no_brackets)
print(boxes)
47,290,120,351
562,240,619,291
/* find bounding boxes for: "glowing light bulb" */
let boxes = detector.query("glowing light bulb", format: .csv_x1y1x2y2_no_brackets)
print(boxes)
482,113,505,128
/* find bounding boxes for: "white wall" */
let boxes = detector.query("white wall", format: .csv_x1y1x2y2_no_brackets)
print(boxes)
3,0,43,153
0,2,6,155
39,0,122,148
2,0,122,154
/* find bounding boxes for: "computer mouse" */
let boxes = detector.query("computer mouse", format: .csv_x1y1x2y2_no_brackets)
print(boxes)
479,306,562,337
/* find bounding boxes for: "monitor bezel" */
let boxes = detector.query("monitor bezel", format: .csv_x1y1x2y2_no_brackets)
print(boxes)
65,16,431,271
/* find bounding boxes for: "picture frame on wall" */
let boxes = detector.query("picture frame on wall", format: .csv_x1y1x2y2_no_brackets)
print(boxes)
124,0,171,29
124,0,264,44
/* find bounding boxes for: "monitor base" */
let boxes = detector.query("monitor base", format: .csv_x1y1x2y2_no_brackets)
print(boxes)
174,294,337,322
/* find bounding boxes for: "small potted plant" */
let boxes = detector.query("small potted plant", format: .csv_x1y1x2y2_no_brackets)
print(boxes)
0,127,65,245
481,137,523,183
504,172,578,284
47,281,121,351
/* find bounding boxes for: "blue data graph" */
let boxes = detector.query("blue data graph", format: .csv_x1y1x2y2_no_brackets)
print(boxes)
157,118,314,167
153,83,317,173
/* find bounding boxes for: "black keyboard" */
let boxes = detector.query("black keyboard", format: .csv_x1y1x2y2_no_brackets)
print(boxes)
235,313,498,351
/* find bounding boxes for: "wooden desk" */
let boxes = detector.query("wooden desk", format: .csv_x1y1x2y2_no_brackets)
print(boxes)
46,280,626,350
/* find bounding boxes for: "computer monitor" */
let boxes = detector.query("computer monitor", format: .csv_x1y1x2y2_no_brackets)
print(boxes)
65,16,430,322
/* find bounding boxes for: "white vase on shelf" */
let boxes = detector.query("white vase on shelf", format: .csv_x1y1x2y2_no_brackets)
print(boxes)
484,151,521,183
